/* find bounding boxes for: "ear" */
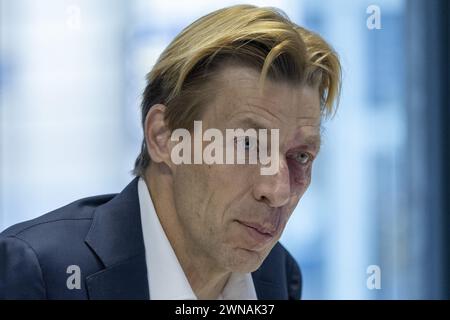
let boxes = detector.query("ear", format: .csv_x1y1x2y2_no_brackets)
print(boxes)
144,104,173,167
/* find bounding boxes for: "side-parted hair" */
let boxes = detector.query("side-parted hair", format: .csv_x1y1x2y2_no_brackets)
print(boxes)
133,4,341,176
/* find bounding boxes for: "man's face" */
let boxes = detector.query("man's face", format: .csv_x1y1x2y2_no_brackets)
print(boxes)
171,65,321,273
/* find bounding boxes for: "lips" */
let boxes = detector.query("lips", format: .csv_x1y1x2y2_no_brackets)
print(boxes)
239,220,277,237
236,216,280,248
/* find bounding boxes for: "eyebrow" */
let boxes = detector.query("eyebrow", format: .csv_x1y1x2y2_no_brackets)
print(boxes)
229,116,270,130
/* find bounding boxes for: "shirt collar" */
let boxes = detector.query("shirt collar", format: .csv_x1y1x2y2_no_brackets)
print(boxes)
137,177,257,300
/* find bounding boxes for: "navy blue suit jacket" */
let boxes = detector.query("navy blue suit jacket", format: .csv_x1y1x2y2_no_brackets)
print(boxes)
0,178,302,299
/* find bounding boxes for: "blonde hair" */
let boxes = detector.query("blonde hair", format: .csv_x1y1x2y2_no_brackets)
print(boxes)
133,4,341,176
296,26,341,115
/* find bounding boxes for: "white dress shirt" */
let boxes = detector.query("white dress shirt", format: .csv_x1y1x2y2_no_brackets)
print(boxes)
138,178,257,300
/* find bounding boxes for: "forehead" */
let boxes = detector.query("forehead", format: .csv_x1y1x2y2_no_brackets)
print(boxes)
205,65,322,129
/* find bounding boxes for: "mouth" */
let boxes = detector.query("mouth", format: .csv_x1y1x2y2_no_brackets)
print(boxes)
236,220,278,247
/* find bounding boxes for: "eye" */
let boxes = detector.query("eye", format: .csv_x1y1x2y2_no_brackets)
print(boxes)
235,136,257,151
244,137,250,149
295,152,312,165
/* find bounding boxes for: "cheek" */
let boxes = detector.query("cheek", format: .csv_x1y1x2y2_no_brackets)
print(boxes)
287,159,312,194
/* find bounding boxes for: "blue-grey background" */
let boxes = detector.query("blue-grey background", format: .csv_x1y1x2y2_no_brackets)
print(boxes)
1,0,448,299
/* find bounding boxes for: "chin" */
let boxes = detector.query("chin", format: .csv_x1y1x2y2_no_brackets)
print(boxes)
224,247,267,273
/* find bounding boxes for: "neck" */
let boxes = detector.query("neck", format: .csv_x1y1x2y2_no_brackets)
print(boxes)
144,164,231,299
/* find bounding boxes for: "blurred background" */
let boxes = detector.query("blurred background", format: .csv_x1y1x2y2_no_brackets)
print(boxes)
0,0,448,299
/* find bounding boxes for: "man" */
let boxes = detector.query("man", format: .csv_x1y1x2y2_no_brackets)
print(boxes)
0,5,341,299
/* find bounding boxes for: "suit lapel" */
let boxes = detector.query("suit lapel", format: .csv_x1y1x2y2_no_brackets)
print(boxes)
251,264,287,299
251,242,290,299
86,254,149,299
85,178,149,299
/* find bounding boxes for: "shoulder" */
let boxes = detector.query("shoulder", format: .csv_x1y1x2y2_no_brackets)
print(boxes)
0,193,116,299
0,194,114,257
1,193,115,238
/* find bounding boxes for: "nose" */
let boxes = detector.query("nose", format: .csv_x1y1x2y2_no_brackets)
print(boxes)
252,157,291,208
